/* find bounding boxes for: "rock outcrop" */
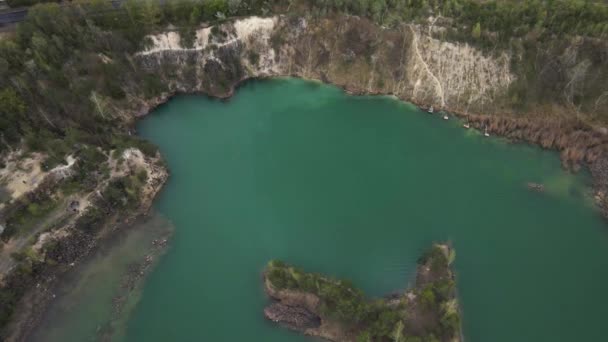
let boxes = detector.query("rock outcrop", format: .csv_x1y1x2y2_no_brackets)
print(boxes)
264,303,321,330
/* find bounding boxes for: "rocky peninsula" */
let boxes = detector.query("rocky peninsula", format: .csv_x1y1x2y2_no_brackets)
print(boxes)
263,244,461,342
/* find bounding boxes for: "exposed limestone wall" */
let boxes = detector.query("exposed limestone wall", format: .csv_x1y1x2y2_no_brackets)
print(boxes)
406,26,513,109
137,17,281,95
135,15,514,113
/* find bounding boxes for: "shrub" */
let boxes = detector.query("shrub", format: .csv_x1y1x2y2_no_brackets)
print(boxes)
247,50,260,65
74,207,104,232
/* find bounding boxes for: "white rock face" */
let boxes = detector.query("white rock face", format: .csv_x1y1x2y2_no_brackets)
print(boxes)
234,17,276,41
138,17,277,55
137,16,281,88
49,155,76,180
140,31,184,55
135,16,513,111
407,26,513,108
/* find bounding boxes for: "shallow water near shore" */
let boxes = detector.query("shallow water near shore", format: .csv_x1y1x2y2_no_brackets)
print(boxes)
28,212,173,342
36,78,608,341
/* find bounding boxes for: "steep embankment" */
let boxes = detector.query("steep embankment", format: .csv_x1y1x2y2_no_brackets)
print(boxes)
134,15,608,215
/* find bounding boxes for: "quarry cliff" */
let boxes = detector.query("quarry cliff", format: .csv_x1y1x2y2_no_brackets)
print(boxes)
132,15,608,214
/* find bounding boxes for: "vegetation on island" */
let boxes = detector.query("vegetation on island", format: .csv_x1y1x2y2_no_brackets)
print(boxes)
265,244,460,342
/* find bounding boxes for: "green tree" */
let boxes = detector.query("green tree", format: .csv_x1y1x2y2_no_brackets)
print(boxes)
141,0,164,27
0,88,26,117
190,5,203,25
203,0,229,20
392,320,406,342
228,0,242,14
472,22,481,39
370,0,386,22
357,330,372,342
420,286,436,308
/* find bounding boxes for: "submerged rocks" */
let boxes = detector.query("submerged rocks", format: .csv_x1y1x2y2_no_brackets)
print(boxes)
589,155,608,217
527,182,545,192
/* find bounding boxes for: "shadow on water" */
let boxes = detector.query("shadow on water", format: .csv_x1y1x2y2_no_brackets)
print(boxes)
28,212,173,342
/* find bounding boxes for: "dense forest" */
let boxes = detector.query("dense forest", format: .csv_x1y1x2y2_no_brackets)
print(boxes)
2,0,607,165
307,0,608,41
7,0,608,42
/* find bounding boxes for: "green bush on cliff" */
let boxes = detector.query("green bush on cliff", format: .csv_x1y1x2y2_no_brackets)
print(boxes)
74,207,104,232
102,176,144,209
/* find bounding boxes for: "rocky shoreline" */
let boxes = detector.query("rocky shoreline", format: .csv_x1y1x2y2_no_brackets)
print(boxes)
1,156,168,342
137,71,608,218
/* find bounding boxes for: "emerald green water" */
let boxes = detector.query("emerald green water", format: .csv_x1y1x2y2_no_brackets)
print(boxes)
117,78,608,341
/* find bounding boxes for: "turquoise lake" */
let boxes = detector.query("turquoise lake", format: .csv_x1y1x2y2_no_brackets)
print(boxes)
33,78,608,341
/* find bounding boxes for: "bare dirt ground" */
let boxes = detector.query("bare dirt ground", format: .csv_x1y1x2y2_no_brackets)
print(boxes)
0,152,47,206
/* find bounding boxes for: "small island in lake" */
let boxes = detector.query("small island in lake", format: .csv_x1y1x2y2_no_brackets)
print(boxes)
263,244,461,342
